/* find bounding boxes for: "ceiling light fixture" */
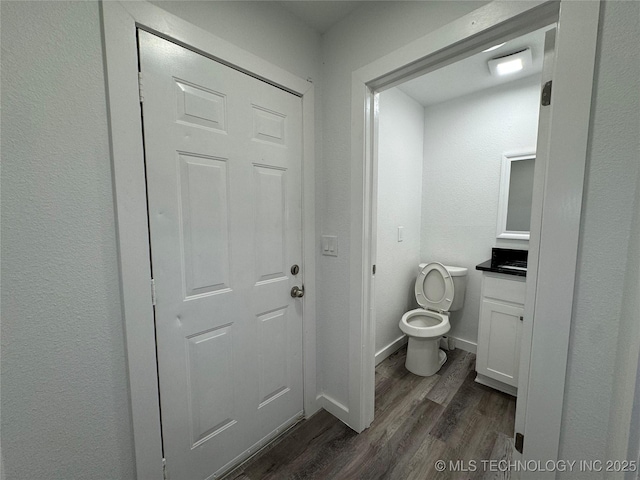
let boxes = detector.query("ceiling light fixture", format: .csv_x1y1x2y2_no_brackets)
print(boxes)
488,48,532,77
483,42,505,53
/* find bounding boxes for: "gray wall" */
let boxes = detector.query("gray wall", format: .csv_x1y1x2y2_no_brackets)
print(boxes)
375,88,424,357
421,76,540,345
1,2,135,478
558,0,640,471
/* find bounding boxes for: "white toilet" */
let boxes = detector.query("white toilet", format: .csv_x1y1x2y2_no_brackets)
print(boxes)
399,262,468,376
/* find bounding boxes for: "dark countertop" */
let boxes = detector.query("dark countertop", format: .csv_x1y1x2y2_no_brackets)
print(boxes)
476,259,527,277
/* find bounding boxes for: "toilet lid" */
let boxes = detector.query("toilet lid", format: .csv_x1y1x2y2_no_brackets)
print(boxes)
415,262,454,312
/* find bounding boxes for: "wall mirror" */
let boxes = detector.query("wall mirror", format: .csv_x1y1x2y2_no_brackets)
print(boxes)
496,152,535,240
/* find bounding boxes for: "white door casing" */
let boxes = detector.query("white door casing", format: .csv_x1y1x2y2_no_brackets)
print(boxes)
103,2,317,478
353,1,562,434
139,31,303,479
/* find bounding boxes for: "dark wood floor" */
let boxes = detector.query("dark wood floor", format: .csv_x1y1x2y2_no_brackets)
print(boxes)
228,347,515,480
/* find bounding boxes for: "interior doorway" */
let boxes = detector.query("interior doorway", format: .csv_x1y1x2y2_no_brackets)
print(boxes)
349,2,601,470
373,25,550,372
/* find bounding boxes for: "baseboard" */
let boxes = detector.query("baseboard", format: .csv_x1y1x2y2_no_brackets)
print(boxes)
316,393,349,423
375,335,408,365
440,335,477,354
374,334,473,363
475,373,518,397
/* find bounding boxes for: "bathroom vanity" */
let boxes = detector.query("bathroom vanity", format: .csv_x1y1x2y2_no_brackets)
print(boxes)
475,249,528,396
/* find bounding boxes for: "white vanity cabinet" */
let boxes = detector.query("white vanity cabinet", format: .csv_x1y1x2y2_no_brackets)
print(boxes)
475,272,526,396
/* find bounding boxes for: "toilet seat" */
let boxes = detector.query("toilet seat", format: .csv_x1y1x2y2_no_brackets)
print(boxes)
415,262,454,312
400,308,450,338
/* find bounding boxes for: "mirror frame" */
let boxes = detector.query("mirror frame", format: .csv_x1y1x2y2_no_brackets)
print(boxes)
496,151,536,240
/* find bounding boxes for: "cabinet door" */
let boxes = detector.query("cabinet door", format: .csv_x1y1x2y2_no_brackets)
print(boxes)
476,299,523,388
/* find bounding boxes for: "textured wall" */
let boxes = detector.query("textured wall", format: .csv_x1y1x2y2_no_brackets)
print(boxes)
421,76,540,344
375,88,424,356
558,0,640,472
319,0,486,409
606,166,640,467
0,2,135,478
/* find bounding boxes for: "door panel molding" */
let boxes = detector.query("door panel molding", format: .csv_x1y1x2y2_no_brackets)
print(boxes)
139,30,304,478
101,3,317,479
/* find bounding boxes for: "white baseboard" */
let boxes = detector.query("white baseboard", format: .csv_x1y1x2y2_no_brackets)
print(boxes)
440,335,477,354
475,373,518,397
375,335,408,365
374,334,474,365
316,393,349,423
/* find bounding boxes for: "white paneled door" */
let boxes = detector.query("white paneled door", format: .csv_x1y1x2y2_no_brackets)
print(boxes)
139,31,304,479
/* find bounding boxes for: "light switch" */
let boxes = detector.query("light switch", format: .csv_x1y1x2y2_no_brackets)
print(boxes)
322,235,338,256
398,226,404,242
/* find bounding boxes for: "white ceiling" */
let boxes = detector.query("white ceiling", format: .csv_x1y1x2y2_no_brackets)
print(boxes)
276,1,373,34
275,2,550,107
397,26,551,107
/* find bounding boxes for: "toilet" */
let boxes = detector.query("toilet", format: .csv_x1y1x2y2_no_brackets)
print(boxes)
399,262,468,376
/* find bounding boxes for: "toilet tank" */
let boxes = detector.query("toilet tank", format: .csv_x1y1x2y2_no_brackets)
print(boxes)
418,263,468,311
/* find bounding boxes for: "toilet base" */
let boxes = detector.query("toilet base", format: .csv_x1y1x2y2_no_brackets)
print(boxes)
405,336,447,377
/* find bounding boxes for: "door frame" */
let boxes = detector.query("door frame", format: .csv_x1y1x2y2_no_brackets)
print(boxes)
349,0,599,470
101,2,318,478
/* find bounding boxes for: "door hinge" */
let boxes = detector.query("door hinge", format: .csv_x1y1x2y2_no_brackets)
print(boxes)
138,72,145,104
162,458,168,480
372,265,376,275
541,80,552,106
515,432,524,454
151,278,156,306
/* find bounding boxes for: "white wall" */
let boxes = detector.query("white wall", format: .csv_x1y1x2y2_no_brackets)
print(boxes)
375,88,424,359
318,0,486,411
420,76,540,345
558,0,640,471
1,2,135,478
0,2,320,478
606,166,640,467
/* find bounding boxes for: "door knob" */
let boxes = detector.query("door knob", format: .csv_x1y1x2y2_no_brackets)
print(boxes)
291,285,305,298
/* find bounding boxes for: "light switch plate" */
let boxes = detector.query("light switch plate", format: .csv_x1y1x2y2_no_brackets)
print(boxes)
398,226,404,242
322,235,338,256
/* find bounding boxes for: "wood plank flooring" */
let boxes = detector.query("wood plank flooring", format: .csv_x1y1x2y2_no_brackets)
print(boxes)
227,347,515,480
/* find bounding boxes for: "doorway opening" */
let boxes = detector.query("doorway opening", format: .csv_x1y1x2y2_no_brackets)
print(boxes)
373,25,551,374
371,22,553,463
350,0,600,466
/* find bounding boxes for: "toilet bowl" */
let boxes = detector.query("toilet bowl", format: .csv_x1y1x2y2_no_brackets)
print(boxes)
399,262,467,376
400,308,450,376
